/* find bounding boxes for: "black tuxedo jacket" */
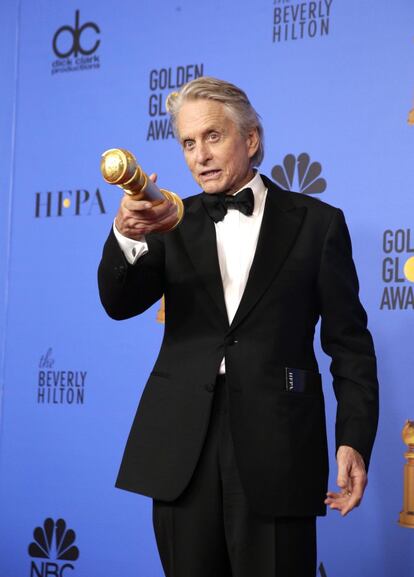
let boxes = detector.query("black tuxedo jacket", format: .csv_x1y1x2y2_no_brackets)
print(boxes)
98,176,378,517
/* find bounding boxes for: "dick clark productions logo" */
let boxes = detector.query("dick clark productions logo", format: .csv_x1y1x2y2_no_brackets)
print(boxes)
29,518,79,576
51,10,101,75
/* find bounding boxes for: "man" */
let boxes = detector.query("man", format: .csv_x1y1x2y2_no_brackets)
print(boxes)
98,77,379,577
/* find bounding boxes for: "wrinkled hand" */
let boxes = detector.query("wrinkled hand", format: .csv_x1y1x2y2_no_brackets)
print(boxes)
324,445,367,517
115,173,178,240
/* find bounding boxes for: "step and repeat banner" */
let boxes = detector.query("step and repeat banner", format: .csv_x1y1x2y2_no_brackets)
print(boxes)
0,1,413,576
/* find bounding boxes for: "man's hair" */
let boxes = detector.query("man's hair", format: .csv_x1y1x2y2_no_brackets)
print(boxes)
166,76,264,167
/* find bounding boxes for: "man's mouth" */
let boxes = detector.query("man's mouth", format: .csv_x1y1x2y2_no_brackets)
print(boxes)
200,169,221,179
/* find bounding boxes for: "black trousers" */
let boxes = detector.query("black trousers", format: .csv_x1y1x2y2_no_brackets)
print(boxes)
153,375,316,577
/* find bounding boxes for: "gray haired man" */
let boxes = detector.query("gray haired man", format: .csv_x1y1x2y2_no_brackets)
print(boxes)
98,77,378,576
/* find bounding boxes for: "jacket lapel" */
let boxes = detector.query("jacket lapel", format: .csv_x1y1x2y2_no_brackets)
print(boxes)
229,178,307,332
178,195,229,326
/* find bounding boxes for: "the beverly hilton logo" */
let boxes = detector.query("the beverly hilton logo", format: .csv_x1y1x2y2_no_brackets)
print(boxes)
37,348,86,405
272,0,333,43
271,153,327,194
29,518,79,576
380,228,414,310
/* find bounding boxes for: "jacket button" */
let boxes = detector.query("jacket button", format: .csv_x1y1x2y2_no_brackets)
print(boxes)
204,383,215,393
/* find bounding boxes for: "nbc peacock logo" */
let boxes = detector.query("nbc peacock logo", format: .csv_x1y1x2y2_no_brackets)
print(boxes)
271,153,327,195
28,518,79,576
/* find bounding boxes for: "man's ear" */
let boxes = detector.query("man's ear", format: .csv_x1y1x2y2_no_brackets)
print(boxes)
246,128,260,159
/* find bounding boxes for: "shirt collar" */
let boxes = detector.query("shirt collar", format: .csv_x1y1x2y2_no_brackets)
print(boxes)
232,171,267,217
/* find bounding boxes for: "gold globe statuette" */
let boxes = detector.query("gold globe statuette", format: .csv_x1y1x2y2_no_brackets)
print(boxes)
399,420,414,528
100,148,184,231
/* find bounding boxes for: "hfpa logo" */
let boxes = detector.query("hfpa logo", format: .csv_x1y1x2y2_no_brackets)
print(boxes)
34,189,106,218
28,518,79,576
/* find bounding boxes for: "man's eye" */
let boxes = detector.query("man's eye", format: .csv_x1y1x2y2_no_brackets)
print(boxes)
184,140,195,150
208,132,220,142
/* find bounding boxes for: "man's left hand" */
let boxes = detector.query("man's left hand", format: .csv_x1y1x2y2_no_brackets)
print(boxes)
324,445,367,517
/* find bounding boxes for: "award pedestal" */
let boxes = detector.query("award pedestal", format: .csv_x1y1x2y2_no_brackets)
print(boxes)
399,420,414,528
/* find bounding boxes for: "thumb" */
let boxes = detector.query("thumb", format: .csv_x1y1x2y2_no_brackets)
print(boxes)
149,172,158,183
337,460,350,490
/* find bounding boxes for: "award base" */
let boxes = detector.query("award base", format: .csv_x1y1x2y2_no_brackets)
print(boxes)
399,511,414,529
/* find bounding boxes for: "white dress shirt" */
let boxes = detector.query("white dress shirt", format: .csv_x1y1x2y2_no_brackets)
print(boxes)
114,171,268,373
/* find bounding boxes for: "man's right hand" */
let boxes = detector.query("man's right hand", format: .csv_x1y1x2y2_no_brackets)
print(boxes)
114,174,179,240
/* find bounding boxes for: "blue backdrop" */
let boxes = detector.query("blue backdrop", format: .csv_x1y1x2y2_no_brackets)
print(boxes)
0,1,413,576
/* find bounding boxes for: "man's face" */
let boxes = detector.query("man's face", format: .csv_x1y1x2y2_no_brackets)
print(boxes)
176,99,259,195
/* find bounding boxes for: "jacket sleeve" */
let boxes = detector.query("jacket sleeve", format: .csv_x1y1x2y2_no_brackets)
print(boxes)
97,228,165,320
317,209,379,470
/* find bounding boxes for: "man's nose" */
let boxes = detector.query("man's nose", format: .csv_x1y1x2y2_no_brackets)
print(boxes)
195,143,212,164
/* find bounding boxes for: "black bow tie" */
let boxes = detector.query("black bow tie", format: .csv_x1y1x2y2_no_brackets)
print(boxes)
202,188,254,223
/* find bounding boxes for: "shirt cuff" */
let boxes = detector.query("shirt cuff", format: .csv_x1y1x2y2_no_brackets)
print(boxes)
112,221,149,265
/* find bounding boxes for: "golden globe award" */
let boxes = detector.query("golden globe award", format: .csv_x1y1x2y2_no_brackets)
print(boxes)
100,148,184,231
399,420,414,528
